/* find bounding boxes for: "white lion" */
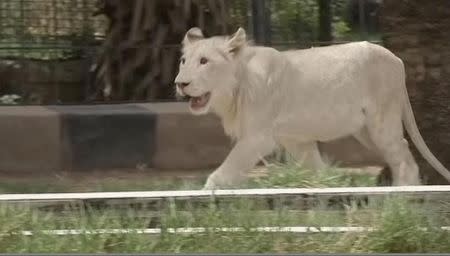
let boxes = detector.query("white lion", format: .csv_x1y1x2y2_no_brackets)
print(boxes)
174,27,450,189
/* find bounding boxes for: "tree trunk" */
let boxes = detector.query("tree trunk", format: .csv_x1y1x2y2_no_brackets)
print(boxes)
318,0,332,43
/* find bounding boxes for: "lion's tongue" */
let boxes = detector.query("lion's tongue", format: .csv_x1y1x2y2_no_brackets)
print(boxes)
190,94,208,109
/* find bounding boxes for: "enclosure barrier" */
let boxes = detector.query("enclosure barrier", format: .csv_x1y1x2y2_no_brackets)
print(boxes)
1,185,449,204
5,226,450,237
0,102,230,172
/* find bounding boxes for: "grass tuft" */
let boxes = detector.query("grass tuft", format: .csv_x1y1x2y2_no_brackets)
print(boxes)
247,163,377,188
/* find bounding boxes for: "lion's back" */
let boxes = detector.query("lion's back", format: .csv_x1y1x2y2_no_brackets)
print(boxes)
284,41,403,74
271,41,407,140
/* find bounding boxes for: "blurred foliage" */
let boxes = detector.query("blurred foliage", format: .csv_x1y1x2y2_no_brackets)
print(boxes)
271,0,320,42
270,0,353,43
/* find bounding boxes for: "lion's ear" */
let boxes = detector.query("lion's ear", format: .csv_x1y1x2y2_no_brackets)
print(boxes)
227,27,246,54
183,27,204,46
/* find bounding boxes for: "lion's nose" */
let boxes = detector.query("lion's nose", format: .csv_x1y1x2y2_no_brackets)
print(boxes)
176,82,190,89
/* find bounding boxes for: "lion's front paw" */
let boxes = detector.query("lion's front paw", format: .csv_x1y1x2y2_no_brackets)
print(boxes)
202,171,245,190
202,178,218,190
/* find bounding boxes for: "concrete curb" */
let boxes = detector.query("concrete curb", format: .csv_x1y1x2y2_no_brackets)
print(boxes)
0,103,231,173
0,106,61,173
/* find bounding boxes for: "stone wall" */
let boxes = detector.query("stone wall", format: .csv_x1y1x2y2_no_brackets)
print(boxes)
380,0,450,184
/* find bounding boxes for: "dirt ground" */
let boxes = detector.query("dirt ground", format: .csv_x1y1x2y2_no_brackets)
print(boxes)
0,168,211,193
0,168,208,182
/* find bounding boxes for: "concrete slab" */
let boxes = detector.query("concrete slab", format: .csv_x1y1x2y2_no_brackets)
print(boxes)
0,106,62,173
48,104,157,171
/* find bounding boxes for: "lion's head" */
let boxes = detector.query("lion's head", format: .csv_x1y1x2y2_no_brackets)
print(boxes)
174,27,247,115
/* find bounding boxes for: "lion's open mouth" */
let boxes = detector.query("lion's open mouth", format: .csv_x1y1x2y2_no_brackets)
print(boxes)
189,92,211,110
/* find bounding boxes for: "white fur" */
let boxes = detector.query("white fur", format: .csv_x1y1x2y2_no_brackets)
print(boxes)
175,27,450,189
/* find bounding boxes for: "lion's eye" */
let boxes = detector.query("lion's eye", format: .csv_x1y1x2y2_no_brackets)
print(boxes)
180,57,186,64
200,57,208,65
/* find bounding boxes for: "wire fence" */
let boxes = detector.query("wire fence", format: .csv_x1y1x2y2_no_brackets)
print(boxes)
0,0,381,104
0,0,105,58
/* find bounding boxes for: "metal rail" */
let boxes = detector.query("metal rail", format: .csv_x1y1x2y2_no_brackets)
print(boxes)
4,226,450,236
0,186,449,204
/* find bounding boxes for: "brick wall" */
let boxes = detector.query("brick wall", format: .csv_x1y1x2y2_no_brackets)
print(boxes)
381,0,450,184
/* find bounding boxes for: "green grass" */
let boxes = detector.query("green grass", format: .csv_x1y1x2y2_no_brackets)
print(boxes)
0,196,448,253
0,163,377,194
246,163,377,188
0,163,448,253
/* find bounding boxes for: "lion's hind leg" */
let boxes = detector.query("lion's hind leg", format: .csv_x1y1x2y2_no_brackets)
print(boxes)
366,109,421,186
281,141,328,170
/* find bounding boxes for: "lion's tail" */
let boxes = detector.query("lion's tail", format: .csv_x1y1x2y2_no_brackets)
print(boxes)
401,68,450,182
